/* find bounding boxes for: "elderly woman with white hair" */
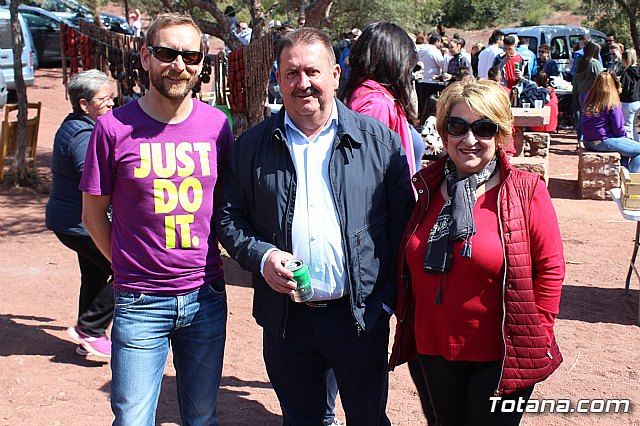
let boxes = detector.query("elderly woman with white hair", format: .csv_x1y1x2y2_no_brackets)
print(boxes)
45,69,115,358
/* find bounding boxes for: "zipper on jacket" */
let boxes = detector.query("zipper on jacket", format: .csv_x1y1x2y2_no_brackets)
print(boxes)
495,168,511,396
399,172,430,324
328,136,362,333
280,135,297,339
390,172,430,369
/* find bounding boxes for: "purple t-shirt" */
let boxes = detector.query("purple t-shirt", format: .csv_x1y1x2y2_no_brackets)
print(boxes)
582,104,627,141
80,100,233,295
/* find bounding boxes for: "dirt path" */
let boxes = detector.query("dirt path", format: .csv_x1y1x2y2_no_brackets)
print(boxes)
0,68,639,425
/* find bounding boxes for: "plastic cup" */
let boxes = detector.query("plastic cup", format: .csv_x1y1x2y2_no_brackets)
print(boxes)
522,102,531,112
534,100,544,109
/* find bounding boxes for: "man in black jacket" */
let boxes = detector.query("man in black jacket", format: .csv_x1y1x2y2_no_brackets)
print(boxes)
216,27,413,425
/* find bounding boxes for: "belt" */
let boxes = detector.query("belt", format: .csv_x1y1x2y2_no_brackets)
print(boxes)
305,295,349,308
585,140,602,145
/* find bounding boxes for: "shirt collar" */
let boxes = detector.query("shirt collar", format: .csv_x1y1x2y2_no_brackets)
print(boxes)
284,99,338,141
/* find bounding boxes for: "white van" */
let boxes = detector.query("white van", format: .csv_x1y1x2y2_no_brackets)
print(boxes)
500,26,607,75
0,8,36,92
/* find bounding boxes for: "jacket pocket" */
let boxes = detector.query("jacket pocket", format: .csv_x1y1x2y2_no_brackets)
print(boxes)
351,220,388,307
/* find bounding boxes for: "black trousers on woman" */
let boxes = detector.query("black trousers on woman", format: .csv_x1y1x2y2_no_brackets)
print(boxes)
55,232,113,337
419,355,535,426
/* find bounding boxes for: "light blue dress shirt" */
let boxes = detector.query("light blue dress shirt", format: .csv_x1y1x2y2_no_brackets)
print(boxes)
285,101,347,301
260,101,347,301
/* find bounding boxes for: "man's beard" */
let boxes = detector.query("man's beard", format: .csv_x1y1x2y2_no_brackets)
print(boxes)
150,69,198,101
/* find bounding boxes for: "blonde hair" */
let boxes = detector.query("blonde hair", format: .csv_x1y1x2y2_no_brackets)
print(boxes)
435,78,512,149
144,13,202,48
623,49,638,67
583,72,620,114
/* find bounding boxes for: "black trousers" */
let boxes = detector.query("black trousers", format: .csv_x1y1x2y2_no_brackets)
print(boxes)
263,297,391,426
55,232,113,337
408,357,436,425
419,355,534,426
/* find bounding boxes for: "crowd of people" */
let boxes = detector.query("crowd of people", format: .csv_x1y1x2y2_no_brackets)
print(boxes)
46,11,640,425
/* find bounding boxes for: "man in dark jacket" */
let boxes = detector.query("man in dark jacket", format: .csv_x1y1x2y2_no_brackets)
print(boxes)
216,27,413,425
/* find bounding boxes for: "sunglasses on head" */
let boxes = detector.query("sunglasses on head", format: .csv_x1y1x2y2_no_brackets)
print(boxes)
445,117,499,138
147,45,203,65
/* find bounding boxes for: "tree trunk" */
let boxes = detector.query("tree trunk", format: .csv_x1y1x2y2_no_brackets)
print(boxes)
615,0,640,55
249,0,267,40
303,0,334,27
9,1,30,185
123,0,130,29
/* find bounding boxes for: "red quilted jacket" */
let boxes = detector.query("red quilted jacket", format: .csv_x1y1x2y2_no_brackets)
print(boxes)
389,150,565,395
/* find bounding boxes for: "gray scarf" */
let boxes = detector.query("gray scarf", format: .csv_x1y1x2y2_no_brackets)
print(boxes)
423,157,498,302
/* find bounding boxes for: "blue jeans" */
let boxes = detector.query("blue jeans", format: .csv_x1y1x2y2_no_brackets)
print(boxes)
576,93,587,142
111,281,227,426
584,138,640,172
621,101,640,142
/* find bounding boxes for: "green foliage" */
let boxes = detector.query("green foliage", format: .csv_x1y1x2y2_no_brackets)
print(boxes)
584,0,633,50
441,0,512,29
552,0,582,11
326,0,442,41
519,0,552,26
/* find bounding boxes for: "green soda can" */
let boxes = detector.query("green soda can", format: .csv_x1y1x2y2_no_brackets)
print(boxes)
285,258,314,302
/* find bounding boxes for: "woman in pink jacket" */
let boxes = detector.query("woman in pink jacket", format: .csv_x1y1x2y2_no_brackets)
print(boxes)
342,21,420,177
390,79,565,425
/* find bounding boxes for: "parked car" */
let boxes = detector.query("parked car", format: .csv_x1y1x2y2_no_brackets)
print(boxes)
23,0,132,35
98,13,133,35
0,71,7,108
500,26,607,75
23,0,90,21
0,8,36,93
16,5,68,66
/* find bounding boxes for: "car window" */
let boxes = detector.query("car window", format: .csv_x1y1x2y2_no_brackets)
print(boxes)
550,36,569,60
569,35,581,50
0,18,11,49
23,12,57,30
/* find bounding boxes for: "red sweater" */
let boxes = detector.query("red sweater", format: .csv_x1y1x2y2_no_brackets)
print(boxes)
390,150,565,395
407,185,504,361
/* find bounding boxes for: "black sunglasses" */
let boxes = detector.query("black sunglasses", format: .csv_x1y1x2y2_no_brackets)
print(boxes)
445,117,499,138
147,45,203,65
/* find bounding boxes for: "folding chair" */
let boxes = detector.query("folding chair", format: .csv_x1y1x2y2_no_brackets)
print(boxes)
0,102,42,182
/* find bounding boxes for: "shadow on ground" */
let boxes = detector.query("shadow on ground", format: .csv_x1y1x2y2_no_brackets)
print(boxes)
558,285,639,325
548,177,579,200
97,375,280,425
222,256,253,288
0,314,108,367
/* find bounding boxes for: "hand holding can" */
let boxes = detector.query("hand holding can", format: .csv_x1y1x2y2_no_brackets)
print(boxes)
285,258,314,302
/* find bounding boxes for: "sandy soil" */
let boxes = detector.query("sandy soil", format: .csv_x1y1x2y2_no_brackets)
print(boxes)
0,67,639,426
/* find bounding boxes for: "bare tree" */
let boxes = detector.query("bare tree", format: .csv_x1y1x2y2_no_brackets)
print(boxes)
614,0,640,54
8,0,32,185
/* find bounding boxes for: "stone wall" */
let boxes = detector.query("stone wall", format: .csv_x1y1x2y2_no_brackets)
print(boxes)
578,149,621,200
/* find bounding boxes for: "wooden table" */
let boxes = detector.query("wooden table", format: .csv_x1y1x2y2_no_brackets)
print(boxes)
512,106,551,156
610,187,640,325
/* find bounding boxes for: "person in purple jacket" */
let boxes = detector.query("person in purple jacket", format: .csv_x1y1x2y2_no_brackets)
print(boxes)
582,72,640,172
80,13,233,425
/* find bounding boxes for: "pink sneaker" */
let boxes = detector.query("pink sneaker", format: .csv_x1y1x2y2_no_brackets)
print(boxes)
67,326,111,358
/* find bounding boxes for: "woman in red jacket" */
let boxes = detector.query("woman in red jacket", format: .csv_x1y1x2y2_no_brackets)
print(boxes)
390,78,565,425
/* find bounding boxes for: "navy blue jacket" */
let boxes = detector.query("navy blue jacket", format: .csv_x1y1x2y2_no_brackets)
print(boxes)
45,112,95,236
215,100,414,338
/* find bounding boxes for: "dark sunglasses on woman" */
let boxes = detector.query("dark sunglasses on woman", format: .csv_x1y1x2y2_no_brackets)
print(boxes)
445,117,499,138
147,45,204,65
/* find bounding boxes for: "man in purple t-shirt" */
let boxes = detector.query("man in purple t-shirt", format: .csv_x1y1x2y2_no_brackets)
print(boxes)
80,13,232,425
